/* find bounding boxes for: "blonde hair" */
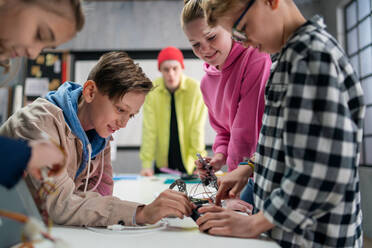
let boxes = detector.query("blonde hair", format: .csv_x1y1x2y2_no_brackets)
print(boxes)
181,0,205,28
25,0,85,32
0,0,85,70
67,0,85,32
204,0,246,27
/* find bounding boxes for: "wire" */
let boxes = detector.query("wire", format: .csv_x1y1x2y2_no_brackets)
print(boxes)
0,209,57,244
0,209,28,223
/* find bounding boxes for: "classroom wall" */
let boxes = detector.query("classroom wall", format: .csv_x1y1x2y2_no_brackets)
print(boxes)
60,0,321,51
318,0,340,38
295,0,321,19
318,0,351,46
59,1,189,50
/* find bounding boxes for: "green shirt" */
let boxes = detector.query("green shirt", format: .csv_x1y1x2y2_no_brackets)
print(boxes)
140,75,207,174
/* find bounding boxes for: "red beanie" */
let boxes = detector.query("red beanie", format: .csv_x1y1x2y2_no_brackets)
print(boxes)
157,46,185,70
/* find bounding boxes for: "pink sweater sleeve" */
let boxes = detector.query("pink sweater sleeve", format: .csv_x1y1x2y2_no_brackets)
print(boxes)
227,53,271,170
208,109,229,157
200,79,230,158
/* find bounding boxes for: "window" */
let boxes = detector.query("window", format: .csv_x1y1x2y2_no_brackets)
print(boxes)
345,0,372,166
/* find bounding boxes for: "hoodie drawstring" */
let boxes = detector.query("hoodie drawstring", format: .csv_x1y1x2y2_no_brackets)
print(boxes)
83,144,92,193
83,144,105,193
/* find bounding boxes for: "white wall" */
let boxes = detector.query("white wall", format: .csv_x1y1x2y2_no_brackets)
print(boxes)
60,0,322,51
60,1,190,50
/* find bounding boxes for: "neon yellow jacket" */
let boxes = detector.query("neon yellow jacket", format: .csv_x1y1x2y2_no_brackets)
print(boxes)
140,75,207,174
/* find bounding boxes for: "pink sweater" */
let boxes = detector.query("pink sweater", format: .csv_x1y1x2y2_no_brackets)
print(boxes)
201,42,271,171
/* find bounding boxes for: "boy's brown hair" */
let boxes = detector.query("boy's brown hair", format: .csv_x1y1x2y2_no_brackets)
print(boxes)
88,51,153,101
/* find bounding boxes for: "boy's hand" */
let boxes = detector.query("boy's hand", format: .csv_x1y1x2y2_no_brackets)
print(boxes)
135,189,194,224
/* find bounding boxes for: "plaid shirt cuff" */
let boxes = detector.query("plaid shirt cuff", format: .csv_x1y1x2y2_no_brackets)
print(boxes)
262,189,315,234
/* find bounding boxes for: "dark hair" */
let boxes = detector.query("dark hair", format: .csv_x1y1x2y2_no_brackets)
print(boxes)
88,51,153,101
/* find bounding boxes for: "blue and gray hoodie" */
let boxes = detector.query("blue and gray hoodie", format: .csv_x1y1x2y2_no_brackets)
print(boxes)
45,82,109,179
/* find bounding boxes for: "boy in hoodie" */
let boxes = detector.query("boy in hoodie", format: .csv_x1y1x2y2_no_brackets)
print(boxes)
0,51,194,227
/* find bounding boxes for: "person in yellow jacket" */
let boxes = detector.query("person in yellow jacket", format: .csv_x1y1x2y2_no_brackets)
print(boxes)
140,46,207,176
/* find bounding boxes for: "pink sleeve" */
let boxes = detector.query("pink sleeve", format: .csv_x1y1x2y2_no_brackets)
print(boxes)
208,110,229,157
200,83,229,158
227,53,271,170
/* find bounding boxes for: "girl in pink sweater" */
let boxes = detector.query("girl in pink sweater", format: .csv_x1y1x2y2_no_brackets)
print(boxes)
182,0,271,179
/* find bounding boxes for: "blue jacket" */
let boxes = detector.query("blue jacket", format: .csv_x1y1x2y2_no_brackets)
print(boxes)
0,136,31,188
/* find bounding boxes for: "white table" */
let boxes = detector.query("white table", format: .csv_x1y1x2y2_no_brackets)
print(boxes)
49,176,279,248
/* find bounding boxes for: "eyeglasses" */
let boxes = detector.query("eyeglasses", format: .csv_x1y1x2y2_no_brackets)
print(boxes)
232,0,256,42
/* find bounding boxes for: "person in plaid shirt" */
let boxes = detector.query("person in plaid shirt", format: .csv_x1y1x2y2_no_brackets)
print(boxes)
195,0,365,247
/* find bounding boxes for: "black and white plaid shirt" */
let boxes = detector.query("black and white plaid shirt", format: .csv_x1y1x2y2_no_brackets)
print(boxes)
254,15,365,247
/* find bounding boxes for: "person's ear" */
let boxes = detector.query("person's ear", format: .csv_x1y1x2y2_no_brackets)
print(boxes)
82,80,97,103
266,0,280,10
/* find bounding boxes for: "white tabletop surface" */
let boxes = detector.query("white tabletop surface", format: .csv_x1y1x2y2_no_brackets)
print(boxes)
47,175,279,248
